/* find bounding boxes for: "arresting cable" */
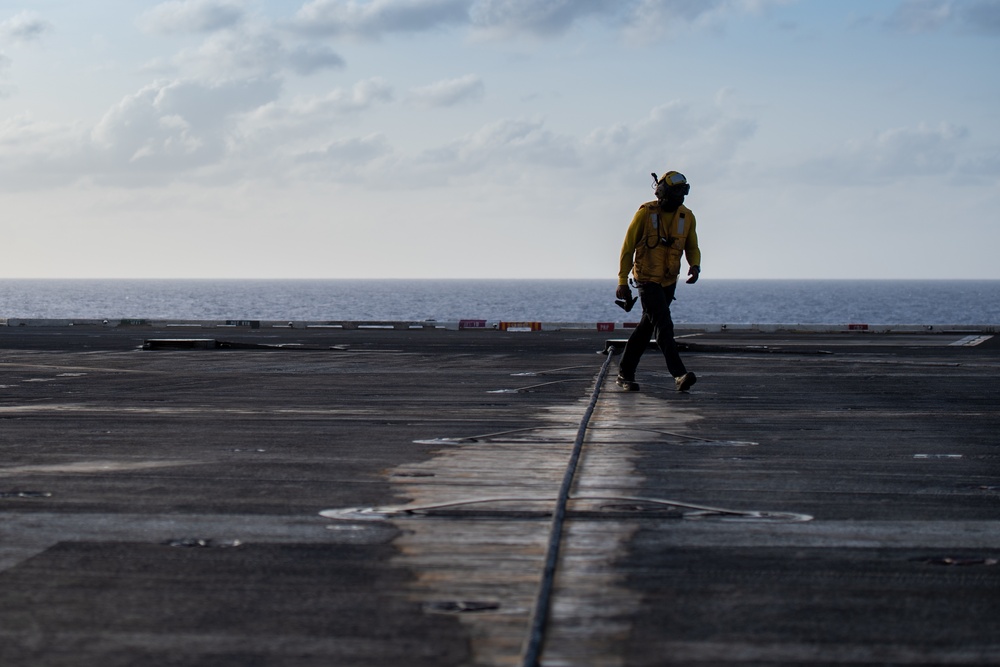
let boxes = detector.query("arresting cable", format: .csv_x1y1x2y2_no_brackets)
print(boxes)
520,347,617,667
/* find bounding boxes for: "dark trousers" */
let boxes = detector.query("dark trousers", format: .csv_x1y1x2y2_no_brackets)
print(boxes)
619,282,687,379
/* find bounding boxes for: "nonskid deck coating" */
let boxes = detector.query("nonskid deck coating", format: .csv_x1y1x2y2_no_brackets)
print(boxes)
0,326,998,666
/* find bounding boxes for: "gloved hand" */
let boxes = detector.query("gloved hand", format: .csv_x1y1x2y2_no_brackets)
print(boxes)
615,284,637,312
686,265,700,284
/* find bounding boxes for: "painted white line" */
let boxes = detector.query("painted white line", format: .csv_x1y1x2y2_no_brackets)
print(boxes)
949,335,994,347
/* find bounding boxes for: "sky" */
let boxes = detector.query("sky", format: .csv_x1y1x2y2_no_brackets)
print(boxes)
0,0,998,280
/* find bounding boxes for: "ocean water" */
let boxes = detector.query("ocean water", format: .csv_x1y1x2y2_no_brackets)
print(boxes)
0,279,998,325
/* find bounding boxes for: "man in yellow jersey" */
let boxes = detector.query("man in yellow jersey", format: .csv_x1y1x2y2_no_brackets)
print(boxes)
615,170,701,392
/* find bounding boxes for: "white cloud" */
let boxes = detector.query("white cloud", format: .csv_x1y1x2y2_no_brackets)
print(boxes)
795,122,971,185
232,78,395,166
342,94,759,190
468,0,617,37
138,0,246,34
582,101,757,180
293,0,470,38
416,117,577,178
290,0,776,40
286,44,346,75
188,30,284,74
0,72,400,191
136,3,346,79
886,0,1000,35
300,77,396,113
963,0,1000,34
408,74,484,107
465,0,788,39
0,29,758,195
0,11,52,43
628,0,725,24
86,77,280,181
869,122,968,174
294,133,392,171
621,0,794,39
956,151,1000,183
152,25,345,78
0,114,90,189
135,0,798,87
885,0,954,32
243,77,393,131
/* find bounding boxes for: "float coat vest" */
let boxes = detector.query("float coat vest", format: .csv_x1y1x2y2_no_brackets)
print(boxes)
624,202,700,287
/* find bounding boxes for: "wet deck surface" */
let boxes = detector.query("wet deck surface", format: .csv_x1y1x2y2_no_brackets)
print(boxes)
0,325,998,666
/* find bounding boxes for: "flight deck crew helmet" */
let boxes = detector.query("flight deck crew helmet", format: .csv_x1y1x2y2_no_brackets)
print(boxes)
652,170,690,198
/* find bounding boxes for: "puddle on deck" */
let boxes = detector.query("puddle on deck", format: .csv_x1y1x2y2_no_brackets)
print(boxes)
387,378,701,666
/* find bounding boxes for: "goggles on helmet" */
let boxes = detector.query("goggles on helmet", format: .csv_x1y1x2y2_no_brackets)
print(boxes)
652,171,690,196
